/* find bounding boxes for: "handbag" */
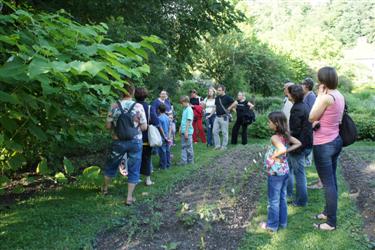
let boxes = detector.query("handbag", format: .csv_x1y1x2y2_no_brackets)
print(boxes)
147,106,163,147
339,104,357,147
329,94,357,147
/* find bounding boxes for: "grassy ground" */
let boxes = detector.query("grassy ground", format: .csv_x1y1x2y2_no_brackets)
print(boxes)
1,140,372,249
0,142,222,249
240,141,373,250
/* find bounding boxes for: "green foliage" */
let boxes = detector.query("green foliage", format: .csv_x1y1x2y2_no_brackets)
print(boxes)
0,8,159,174
351,114,375,141
253,96,283,114
63,157,74,175
54,172,68,184
78,166,102,187
36,158,51,176
249,114,272,139
196,32,309,96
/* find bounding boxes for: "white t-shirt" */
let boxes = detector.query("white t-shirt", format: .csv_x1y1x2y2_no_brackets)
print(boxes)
282,97,293,123
204,98,216,114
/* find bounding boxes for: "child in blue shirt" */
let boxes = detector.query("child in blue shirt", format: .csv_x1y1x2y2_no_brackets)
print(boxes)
158,104,171,169
179,96,194,165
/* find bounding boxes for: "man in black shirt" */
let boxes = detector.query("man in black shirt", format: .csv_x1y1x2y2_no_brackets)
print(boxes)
207,85,235,150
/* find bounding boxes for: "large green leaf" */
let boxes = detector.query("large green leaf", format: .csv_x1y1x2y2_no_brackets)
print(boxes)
28,57,51,79
28,123,48,141
63,157,74,175
36,158,51,175
0,58,28,83
69,61,106,76
0,117,18,132
55,172,68,183
0,91,20,104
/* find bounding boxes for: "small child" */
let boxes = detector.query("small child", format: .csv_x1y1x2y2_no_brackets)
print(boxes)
261,111,301,232
157,104,171,169
179,96,194,165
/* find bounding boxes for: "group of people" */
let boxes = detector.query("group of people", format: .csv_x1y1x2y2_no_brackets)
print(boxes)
101,84,256,205
262,66,345,232
101,66,345,234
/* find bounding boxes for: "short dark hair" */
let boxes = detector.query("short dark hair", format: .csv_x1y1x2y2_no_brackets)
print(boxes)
317,67,338,89
217,84,226,92
288,85,304,103
301,77,314,91
123,82,135,97
134,87,149,102
158,103,166,113
190,89,197,94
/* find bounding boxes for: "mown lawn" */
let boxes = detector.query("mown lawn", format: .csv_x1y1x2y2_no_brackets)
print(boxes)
240,141,373,250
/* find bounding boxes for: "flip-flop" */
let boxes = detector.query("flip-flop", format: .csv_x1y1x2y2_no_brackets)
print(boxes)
145,181,154,186
314,223,336,231
314,213,327,220
308,183,323,189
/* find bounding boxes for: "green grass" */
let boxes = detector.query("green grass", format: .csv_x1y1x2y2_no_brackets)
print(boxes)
0,142,222,249
240,143,374,250
1,140,373,249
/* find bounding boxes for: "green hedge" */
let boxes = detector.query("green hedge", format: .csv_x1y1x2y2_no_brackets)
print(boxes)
351,113,375,141
249,114,272,139
253,96,283,114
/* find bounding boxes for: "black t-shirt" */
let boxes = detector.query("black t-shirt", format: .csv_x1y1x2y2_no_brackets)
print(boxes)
236,100,250,118
190,97,201,106
215,95,234,115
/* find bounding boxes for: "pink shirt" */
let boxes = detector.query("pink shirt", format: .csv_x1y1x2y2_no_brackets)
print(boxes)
313,91,345,145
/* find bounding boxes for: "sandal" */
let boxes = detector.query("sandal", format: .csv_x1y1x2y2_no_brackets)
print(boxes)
314,213,327,220
101,187,109,195
125,198,136,206
314,223,336,231
145,181,154,186
259,222,276,232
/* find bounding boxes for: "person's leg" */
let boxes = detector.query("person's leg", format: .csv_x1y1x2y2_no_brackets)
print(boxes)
166,144,171,168
231,119,241,145
213,117,221,148
181,137,188,164
279,174,289,228
241,123,249,145
267,175,284,231
289,151,308,206
187,135,194,164
209,115,216,146
287,156,294,199
140,145,153,184
197,119,206,143
313,139,340,227
125,140,143,203
158,145,167,169
192,120,198,143
103,141,126,193
221,118,229,149
205,114,211,146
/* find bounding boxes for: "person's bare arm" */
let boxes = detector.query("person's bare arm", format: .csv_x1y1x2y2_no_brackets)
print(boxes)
184,120,191,139
286,136,302,153
140,123,147,131
227,101,237,112
309,85,334,122
207,106,216,118
106,121,112,130
271,135,287,159
248,102,255,109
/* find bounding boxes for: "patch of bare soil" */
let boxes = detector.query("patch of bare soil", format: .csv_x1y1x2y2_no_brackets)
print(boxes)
340,149,375,242
96,146,265,250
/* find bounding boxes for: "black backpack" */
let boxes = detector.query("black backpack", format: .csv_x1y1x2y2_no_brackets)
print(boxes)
115,101,139,140
339,104,357,147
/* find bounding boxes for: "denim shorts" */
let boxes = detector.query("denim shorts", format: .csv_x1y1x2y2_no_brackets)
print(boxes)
104,139,143,184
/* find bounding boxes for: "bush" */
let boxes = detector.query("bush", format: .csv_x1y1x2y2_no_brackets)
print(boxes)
249,114,272,139
351,113,375,141
253,96,283,114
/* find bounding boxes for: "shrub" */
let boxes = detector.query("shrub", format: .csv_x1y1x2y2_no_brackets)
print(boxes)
249,114,272,139
351,113,375,141
253,96,283,114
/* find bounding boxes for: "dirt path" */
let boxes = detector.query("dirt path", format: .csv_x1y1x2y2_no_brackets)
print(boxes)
340,148,375,243
96,146,265,250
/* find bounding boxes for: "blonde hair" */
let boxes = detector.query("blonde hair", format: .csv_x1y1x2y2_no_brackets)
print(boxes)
179,95,190,103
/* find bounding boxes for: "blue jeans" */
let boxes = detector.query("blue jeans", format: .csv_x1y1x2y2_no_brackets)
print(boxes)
104,139,143,184
267,174,288,231
313,136,343,227
205,114,215,146
181,135,194,164
158,143,171,169
287,148,312,206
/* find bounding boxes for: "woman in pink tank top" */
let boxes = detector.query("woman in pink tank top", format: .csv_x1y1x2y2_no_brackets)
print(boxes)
309,67,344,231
